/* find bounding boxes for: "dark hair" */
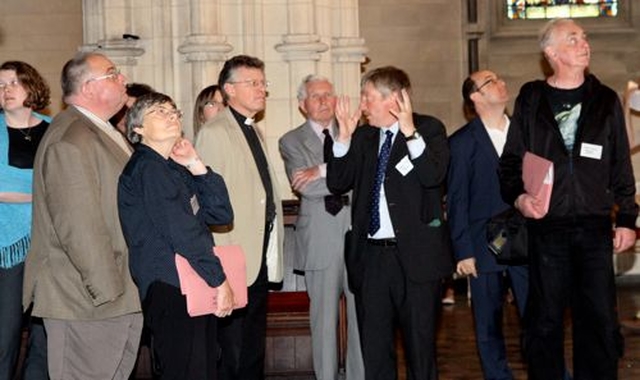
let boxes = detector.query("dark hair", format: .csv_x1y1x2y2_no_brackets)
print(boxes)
125,92,177,144
461,76,478,118
360,66,411,98
0,61,51,111
126,83,155,98
193,84,222,135
109,83,155,126
218,55,265,101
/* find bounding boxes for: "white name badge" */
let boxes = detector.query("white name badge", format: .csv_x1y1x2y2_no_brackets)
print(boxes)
579,142,603,160
395,155,414,176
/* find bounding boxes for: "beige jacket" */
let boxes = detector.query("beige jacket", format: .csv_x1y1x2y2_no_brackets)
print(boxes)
195,108,284,285
24,106,141,320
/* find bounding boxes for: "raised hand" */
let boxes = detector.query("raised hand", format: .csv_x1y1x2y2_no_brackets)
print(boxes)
389,89,416,137
171,138,206,174
335,95,362,143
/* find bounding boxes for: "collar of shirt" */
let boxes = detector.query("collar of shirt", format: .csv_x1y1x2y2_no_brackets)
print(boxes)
73,105,132,156
484,115,510,157
229,106,254,128
309,119,335,142
379,122,399,148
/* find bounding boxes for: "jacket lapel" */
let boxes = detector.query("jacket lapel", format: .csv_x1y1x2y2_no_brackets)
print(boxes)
471,118,500,165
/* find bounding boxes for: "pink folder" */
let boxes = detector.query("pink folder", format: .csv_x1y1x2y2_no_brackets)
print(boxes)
522,151,554,216
175,245,248,317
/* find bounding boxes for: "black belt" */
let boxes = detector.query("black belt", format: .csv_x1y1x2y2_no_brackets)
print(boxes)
323,194,350,206
367,238,397,247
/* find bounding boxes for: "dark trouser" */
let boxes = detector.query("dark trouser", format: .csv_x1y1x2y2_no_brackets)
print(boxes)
143,281,218,380
0,263,48,380
217,259,268,380
470,266,528,380
525,220,622,380
355,243,441,380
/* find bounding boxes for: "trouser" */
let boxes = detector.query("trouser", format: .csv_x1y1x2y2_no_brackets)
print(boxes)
525,220,623,380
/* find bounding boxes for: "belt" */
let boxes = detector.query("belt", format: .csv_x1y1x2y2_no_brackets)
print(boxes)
323,194,350,206
366,238,397,247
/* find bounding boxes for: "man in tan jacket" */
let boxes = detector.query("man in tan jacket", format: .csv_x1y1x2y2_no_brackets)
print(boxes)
195,55,284,380
24,52,142,380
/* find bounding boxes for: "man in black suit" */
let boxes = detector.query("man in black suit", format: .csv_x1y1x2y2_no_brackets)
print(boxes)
327,66,453,380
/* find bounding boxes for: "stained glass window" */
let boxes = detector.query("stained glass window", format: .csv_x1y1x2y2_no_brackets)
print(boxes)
506,1,618,20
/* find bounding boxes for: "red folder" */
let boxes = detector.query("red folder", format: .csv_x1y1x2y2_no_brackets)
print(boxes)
175,245,248,317
522,151,554,216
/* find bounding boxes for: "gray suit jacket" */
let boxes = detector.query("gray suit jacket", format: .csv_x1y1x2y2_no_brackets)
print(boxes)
279,122,350,271
24,106,141,320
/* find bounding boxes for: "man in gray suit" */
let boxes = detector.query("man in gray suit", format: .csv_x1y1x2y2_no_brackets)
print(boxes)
279,75,363,380
24,52,142,380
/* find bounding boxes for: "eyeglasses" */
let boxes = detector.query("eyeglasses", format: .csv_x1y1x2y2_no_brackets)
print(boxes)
475,77,498,93
0,79,21,91
86,68,122,84
205,100,224,107
145,107,183,119
229,79,270,89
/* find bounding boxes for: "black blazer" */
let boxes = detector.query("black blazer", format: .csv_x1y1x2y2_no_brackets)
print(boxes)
327,113,454,291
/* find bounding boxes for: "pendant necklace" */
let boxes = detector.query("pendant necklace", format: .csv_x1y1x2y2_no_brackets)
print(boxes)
17,127,32,141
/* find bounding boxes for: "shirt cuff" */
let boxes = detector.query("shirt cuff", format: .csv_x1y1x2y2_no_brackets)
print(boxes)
319,163,327,178
333,139,350,158
406,136,426,159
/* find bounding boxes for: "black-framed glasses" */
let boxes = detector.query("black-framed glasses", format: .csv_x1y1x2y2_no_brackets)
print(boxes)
145,107,183,119
475,77,498,93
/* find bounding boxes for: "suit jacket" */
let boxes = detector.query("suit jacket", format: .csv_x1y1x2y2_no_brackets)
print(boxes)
195,107,284,285
278,122,350,271
447,117,510,273
23,106,141,320
327,113,453,291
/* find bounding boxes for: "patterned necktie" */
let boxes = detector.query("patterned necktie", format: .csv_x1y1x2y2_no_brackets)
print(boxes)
322,129,343,216
369,130,393,235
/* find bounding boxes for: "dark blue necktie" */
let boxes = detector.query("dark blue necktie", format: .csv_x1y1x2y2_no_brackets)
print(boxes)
369,130,393,235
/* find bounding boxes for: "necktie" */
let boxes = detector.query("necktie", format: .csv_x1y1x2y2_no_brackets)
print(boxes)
369,130,393,235
322,129,343,216
322,129,332,163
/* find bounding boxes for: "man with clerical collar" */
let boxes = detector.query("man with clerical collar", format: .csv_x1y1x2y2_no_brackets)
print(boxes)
195,54,284,380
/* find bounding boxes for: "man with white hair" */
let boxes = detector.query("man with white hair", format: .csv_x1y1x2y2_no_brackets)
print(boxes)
500,18,637,379
279,75,364,380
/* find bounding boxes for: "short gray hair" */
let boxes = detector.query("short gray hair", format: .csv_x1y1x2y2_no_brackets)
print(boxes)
125,92,175,144
61,52,100,99
539,18,578,51
296,74,332,101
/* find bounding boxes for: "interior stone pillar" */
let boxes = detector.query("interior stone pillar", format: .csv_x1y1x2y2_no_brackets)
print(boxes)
80,0,366,192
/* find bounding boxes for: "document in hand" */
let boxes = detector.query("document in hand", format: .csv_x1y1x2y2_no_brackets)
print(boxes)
175,245,248,317
522,151,554,216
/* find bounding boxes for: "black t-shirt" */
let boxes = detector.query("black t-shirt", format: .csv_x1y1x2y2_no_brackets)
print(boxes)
8,119,49,169
545,82,586,152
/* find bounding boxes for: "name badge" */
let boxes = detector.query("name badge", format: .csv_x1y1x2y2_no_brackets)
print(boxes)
395,155,414,176
580,142,602,160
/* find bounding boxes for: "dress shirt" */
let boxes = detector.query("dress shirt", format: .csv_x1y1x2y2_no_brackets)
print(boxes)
74,105,132,155
118,144,233,299
309,119,335,178
332,122,427,239
484,115,510,156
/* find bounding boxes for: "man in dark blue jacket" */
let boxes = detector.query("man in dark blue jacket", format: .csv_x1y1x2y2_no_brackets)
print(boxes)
448,70,528,380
